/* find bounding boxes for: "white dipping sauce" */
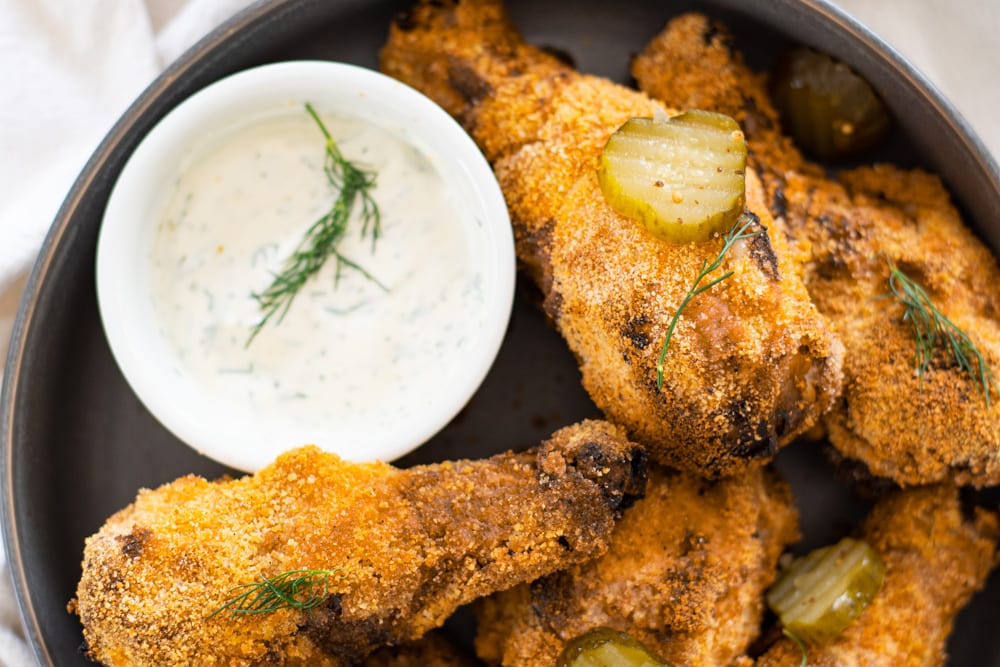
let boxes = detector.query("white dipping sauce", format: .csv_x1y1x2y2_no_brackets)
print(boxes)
149,109,485,442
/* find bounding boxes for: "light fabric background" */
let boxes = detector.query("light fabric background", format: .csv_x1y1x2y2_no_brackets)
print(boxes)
0,1,997,664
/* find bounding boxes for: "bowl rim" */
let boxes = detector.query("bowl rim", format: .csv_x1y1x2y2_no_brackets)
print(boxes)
94,59,516,472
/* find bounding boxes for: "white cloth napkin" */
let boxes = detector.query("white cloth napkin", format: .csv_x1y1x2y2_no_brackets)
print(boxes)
0,1,996,665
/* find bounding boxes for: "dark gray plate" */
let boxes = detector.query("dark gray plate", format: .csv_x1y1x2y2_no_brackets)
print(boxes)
3,0,998,665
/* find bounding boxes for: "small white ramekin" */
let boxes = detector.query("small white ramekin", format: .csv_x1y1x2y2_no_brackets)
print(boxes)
96,61,514,472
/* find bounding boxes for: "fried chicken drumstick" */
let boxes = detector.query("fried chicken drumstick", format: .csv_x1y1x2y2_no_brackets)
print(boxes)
380,0,843,477
633,14,1000,486
475,464,799,666
73,420,646,666
758,485,998,667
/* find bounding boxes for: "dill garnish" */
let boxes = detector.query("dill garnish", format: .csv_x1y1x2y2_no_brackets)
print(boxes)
208,568,340,618
886,261,997,406
656,212,763,389
246,103,385,345
782,628,809,667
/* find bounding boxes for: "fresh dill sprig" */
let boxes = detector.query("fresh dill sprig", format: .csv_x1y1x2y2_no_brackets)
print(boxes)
208,568,340,618
246,103,385,346
656,212,763,389
886,260,998,406
782,628,809,667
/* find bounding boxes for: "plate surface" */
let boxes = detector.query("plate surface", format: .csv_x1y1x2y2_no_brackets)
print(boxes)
3,0,998,665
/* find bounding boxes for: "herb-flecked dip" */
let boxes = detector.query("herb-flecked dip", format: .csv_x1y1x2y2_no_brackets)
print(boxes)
148,110,485,446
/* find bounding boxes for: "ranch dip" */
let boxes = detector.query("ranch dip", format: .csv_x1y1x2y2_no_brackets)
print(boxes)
148,109,485,446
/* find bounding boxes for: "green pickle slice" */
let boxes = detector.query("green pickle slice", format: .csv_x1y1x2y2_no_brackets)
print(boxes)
558,627,667,667
767,537,887,646
597,110,747,244
771,47,891,160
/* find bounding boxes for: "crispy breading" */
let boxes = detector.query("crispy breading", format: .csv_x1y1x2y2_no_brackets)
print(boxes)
72,420,646,666
474,465,799,666
757,485,999,667
380,0,843,477
634,13,1000,486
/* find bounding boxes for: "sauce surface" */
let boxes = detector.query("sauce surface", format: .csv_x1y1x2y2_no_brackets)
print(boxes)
149,110,484,445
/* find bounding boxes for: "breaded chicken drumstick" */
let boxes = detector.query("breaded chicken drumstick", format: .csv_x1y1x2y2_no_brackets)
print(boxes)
381,0,843,477
475,464,799,666
72,420,646,666
633,14,1000,486
757,485,998,666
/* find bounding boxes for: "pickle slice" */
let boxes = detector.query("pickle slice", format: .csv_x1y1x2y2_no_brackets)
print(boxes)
558,628,667,667
767,537,887,646
597,110,747,244
771,47,891,160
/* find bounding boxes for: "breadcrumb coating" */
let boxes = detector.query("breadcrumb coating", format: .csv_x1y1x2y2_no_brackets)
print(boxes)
474,464,799,666
380,0,843,477
634,13,1000,486
757,485,999,667
73,420,646,666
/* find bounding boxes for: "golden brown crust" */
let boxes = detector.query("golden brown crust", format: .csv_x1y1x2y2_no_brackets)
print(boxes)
757,485,999,667
73,420,646,666
474,465,800,666
634,12,1000,486
381,0,844,477
789,166,1000,486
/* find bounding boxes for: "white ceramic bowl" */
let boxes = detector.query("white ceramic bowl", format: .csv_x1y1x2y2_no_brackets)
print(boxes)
96,61,514,472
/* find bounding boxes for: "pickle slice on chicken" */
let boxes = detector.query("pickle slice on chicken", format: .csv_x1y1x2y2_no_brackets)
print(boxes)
756,485,998,666
767,537,886,646
770,47,891,160
558,628,667,667
597,111,747,243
